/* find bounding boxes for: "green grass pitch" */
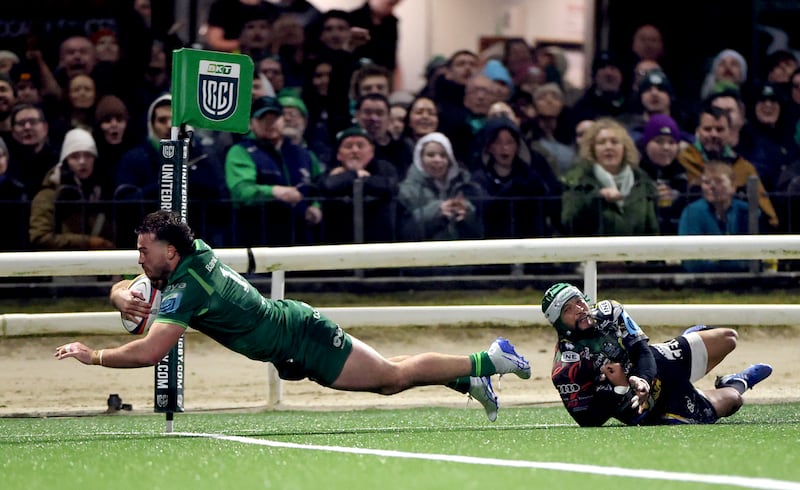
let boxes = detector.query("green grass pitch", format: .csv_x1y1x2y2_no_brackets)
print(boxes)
2,403,799,490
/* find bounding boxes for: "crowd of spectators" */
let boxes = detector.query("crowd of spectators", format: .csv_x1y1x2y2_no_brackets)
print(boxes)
1,1,799,273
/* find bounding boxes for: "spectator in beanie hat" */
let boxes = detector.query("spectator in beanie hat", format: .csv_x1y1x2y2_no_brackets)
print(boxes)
737,82,797,193
29,127,116,250
572,51,628,122
317,125,398,244
626,69,692,145
278,93,329,172
638,114,688,234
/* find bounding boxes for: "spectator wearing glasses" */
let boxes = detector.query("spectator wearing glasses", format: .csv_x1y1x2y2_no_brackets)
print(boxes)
7,104,58,196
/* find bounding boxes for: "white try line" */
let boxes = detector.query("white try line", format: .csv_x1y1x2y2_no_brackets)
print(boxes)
171,431,800,490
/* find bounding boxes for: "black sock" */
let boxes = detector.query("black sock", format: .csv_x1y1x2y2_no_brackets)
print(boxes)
446,376,471,394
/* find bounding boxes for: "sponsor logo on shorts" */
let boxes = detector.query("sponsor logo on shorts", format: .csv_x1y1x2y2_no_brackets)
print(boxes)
561,351,580,363
652,339,684,360
332,325,344,348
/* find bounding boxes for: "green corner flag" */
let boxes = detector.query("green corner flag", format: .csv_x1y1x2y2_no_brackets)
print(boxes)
171,48,254,133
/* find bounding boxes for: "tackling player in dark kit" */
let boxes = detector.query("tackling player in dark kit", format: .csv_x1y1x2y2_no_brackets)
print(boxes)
541,283,772,426
54,210,531,422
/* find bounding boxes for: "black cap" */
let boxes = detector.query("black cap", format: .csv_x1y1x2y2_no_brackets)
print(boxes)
756,83,781,102
764,49,797,74
639,70,673,95
592,51,621,74
335,126,372,150
251,96,283,118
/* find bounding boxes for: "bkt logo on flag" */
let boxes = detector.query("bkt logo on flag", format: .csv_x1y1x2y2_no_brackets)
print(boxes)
198,60,240,121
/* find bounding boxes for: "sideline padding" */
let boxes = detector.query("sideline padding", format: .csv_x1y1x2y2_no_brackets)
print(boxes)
3,304,800,336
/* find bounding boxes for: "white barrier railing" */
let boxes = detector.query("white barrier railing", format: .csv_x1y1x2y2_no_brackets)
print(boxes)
4,304,800,338
1,235,799,335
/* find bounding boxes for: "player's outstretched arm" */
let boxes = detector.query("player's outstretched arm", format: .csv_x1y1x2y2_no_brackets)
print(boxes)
54,323,184,367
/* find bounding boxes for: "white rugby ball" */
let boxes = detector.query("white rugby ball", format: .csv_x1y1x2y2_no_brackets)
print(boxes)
121,274,162,335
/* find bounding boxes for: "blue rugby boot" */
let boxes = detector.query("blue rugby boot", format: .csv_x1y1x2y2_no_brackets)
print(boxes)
682,324,714,335
488,337,531,379
715,363,773,391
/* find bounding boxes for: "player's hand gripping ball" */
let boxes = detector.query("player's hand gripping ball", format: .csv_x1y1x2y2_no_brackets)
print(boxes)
121,274,161,334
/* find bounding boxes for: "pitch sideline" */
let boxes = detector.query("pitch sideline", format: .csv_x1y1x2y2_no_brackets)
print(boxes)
171,431,800,490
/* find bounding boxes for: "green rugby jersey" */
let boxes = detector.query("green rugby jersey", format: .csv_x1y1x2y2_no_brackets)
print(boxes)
155,239,305,362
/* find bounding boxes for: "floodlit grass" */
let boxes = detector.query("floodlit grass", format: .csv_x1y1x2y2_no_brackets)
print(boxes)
2,404,799,490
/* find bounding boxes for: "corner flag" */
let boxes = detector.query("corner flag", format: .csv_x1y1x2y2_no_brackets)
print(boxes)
171,48,253,133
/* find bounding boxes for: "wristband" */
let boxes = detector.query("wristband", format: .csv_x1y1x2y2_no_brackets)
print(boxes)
91,350,100,365
99,349,104,366
613,384,630,395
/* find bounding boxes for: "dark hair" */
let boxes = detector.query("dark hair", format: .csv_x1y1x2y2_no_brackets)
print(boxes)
447,50,478,68
699,102,733,128
355,92,390,111
320,9,350,24
10,103,46,125
501,37,531,66
402,95,439,139
150,97,172,126
135,210,195,257
350,64,392,98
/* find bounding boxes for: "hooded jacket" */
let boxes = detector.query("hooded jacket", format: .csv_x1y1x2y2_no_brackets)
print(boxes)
397,132,483,240
471,117,562,238
115,93,172,199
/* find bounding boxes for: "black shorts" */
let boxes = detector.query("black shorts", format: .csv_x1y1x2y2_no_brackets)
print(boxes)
639,334,719,425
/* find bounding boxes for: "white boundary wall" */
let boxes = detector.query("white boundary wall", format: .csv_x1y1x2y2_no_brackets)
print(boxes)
2,235,800,337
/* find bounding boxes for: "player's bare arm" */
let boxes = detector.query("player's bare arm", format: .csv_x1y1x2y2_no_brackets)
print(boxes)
55,322,184,367
110,279,152,320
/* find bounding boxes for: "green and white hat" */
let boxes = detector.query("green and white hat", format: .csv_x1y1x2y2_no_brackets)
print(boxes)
541,283,585,335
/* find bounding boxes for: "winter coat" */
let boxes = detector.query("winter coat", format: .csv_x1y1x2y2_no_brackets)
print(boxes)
397,162,483,241
317,157,398,244
677,143,779,229
561,161,659,236
29,164,113,249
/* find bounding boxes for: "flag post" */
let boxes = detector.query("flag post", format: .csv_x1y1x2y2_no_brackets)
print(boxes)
156,48,253,433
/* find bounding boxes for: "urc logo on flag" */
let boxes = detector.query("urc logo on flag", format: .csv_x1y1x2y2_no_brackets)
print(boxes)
198,60,240,121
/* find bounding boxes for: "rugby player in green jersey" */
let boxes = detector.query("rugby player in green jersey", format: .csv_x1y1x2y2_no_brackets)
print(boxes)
55,210,531,421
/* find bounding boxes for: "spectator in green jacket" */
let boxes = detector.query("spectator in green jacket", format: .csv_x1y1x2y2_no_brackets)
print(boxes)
561,117,659,236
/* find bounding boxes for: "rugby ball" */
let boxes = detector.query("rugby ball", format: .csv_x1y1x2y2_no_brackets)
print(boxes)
121,274,161,335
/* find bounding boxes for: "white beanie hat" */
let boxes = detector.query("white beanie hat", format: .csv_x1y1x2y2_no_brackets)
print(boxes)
59,128,98,163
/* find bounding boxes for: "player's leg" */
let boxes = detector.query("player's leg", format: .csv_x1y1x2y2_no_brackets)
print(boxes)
701,387,743,417
694,328,738,374
708,362,773,417
331,335,473,394
331,335,529,395
389,357,499,422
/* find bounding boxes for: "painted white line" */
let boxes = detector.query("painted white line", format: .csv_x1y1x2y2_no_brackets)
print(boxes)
171,432,800,490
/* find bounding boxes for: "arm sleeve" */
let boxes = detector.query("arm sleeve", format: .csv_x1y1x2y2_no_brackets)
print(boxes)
628,339,657,384
225,144,275,205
